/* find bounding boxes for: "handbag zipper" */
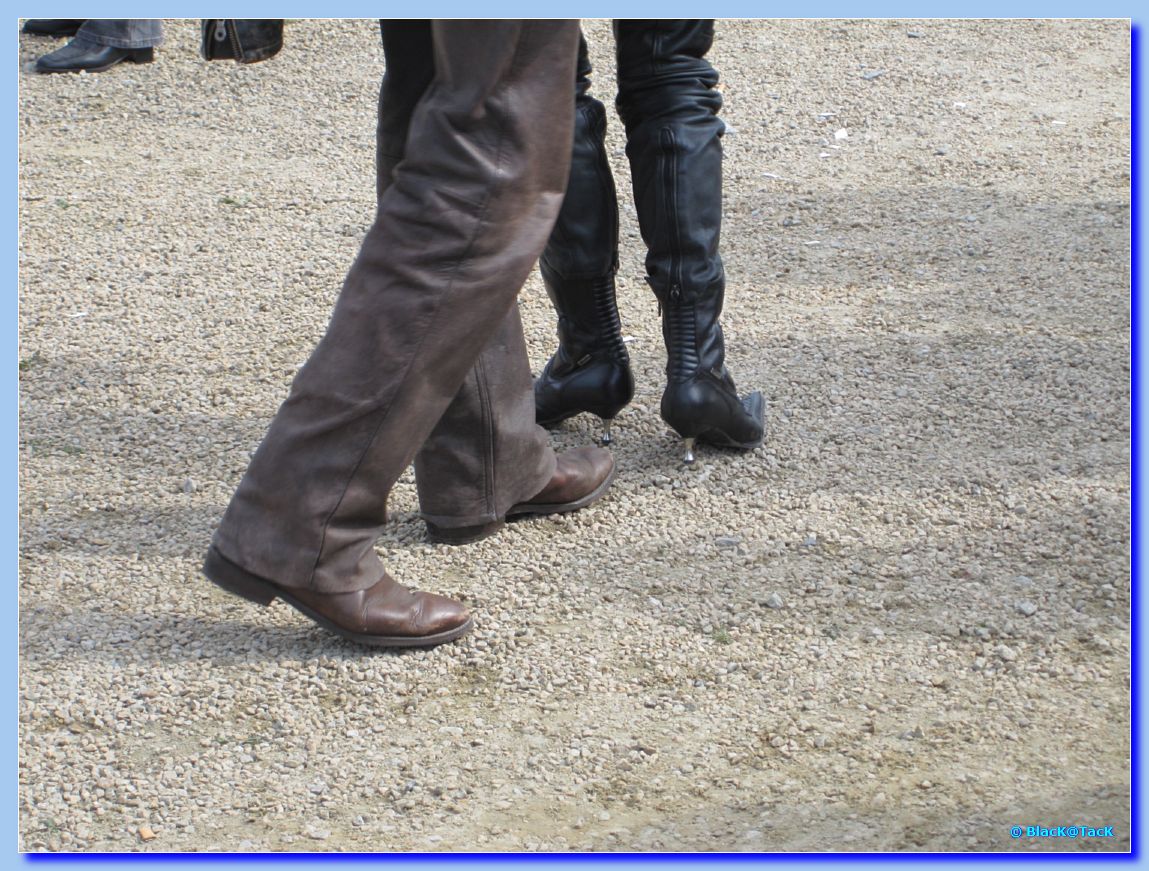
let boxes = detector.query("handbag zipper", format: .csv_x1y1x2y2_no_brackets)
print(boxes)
214,20,242,58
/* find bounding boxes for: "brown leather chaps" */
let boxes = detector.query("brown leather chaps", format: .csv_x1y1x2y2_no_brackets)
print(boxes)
212,21,580,593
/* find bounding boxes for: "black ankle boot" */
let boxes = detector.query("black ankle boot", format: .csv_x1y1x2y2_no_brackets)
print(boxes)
614,20,765,462
534,33,634,445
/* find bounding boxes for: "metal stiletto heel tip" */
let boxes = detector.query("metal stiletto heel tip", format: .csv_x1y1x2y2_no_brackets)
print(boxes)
600,418,613,446
683,437,696,464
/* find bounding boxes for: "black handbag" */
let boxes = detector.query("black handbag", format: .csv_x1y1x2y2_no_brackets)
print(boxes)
201,19,284,64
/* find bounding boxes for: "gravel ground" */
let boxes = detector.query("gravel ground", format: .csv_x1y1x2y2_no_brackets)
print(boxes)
18,19,1131,853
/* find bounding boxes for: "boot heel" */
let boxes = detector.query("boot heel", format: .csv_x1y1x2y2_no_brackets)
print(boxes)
203,547,276,606
128,48,154,64
683,437,697,465
600,417,614,446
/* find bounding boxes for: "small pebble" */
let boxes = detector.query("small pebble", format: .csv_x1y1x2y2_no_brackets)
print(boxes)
996,645,1018,662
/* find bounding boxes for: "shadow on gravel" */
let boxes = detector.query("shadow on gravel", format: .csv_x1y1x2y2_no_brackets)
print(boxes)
19,608,428,666
19,500,495,559
583,779,1132,851
723,188,1129,293
20,503,223,560
18,297,1130,565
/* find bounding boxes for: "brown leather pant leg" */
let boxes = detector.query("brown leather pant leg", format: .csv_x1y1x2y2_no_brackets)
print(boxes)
376,21,556,533
212,20,579,593
414,305,554,530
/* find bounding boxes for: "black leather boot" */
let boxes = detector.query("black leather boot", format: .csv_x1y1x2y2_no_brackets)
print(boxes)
22,20,84,37
34,40,154,73
534,34,633,444
660,286,766,463
535,267,633,444
615,20,765,463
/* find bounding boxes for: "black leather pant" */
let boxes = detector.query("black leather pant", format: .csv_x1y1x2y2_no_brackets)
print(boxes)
544,20,724,305
538,21,763,452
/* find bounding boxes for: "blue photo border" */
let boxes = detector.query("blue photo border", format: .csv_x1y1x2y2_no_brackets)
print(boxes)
10,3,1142,868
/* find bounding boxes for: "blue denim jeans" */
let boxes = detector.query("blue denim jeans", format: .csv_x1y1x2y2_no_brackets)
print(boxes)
74,19,163,49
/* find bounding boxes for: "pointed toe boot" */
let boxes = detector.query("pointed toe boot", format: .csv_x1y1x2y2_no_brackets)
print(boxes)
659,288,765,463
204,547,473,647
615,20,765,464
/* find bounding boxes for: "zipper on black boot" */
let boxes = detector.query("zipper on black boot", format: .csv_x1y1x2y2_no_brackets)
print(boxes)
660,128,685,303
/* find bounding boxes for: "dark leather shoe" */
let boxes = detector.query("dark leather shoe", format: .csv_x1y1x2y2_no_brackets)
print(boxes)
203,546,473,648
35,41,154,74
22,20,84,37
427,446,616,545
